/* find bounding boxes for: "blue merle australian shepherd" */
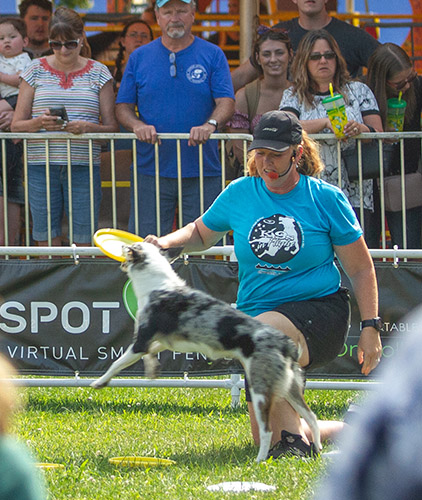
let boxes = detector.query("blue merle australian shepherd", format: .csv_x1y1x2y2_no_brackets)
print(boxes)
91,242,321,462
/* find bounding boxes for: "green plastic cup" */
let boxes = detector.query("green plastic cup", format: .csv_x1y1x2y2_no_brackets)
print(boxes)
386,98,407,132
322,94,348,138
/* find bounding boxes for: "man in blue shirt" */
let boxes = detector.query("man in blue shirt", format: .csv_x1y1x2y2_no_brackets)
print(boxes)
116,0,235,237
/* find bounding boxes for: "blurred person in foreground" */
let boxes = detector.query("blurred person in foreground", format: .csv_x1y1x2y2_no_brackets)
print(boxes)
314,304,422,500
0,354,47,500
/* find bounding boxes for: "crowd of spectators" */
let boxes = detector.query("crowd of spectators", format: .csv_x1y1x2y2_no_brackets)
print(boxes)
0,1,419,497
0,0,421,248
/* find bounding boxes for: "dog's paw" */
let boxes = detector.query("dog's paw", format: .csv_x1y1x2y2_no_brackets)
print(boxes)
90,379,108,389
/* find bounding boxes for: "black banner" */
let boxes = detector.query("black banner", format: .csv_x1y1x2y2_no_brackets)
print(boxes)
1,258,421,378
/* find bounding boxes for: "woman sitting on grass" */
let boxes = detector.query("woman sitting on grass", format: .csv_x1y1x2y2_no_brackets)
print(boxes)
145,110,382,459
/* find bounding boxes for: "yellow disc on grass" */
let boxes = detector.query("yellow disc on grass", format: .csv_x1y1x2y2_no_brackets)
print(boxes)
108,456,176,467
35,463,65,470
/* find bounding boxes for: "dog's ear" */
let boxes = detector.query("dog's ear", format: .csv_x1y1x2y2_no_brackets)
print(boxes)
160,247,184,263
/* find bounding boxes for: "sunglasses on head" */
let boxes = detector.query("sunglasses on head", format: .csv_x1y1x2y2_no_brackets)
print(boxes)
49,39,80,50
256,25,289,38
309,51,336,61
387,71,417,91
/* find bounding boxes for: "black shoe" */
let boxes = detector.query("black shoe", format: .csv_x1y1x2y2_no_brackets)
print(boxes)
267,430,319,459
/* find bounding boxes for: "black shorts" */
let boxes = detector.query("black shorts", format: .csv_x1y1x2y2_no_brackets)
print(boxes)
4,94,18,109
244,287,351,402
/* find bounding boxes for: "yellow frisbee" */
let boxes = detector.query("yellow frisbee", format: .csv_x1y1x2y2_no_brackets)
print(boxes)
93,228,143,262
35,463,65,470
108,456,176,467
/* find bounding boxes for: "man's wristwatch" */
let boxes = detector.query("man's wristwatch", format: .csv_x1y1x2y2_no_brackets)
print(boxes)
360,317,384,332
207,119,218,130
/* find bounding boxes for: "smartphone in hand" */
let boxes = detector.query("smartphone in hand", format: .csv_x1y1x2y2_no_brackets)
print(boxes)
49,106,69,125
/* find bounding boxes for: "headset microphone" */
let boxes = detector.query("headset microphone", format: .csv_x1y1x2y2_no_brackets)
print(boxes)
269,155,296,179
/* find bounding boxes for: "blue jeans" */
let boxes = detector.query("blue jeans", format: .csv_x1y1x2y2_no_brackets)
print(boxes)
128,174,222,237
28,163,101,242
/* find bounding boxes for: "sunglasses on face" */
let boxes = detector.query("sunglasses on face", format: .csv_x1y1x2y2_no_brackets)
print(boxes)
388,71,417,91
169,52,176,77
309,51,336,61
49,39,80,50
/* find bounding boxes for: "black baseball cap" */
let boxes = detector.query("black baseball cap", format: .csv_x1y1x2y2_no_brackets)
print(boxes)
248,110,303,152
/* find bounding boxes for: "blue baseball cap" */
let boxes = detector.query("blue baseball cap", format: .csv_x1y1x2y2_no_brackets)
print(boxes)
156,0,192,7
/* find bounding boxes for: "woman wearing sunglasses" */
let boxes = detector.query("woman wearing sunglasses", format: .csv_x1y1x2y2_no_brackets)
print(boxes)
280,29,382,248
12,7,118,248
366,43,422,249
226,26,293,178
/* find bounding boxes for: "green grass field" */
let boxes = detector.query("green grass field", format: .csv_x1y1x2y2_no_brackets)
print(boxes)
11,384,360,500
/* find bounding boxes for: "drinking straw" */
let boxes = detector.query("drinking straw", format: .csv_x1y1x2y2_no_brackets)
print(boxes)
398,91,402,101
329,83,334,98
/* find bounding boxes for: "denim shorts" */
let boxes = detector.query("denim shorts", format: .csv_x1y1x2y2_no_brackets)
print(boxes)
28,163,102,242
0,140,24,204
129,173,222,237
244,287,351,402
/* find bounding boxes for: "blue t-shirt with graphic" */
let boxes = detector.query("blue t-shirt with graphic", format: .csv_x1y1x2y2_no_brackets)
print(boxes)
116,37,234,177
202,175,362,317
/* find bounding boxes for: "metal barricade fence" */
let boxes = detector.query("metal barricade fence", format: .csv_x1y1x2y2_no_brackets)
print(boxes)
1,132,253,253
1,130,422,258
312,130,422,252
